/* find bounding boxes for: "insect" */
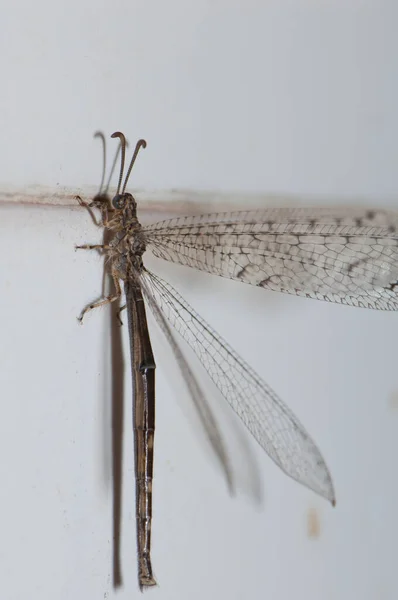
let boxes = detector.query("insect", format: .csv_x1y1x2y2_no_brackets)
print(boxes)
77,131,398,588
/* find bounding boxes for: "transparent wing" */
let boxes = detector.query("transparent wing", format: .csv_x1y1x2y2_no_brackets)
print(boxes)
143,207,398,310
141,279,234,491
140,268,335,504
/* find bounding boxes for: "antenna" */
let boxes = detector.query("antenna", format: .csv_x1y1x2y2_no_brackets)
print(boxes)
111,131,147,195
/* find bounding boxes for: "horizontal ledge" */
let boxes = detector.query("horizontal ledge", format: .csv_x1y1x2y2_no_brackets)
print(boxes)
0,184,395,215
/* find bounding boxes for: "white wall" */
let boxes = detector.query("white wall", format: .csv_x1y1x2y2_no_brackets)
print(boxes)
1,2,398,599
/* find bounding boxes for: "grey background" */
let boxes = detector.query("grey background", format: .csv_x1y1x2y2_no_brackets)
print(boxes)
0,1,397,599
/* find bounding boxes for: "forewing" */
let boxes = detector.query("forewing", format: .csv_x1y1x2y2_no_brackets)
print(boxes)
140,268,335,504
143,207,398,310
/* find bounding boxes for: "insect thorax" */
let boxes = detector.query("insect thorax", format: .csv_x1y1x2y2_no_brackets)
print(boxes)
108,226,147,281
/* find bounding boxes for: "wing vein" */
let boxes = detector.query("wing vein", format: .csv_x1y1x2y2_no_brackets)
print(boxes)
141,268,335,503
143,209,398,310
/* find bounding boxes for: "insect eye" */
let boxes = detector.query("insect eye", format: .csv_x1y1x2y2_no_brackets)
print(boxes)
112,194,126,209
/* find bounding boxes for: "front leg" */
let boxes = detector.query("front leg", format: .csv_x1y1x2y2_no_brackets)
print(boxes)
76,195,102,227
78,265,122,323
76,193,112,227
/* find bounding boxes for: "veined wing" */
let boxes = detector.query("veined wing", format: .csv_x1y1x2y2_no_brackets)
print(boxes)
141,275,234,491
140,268,335,504
143,207,398,310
